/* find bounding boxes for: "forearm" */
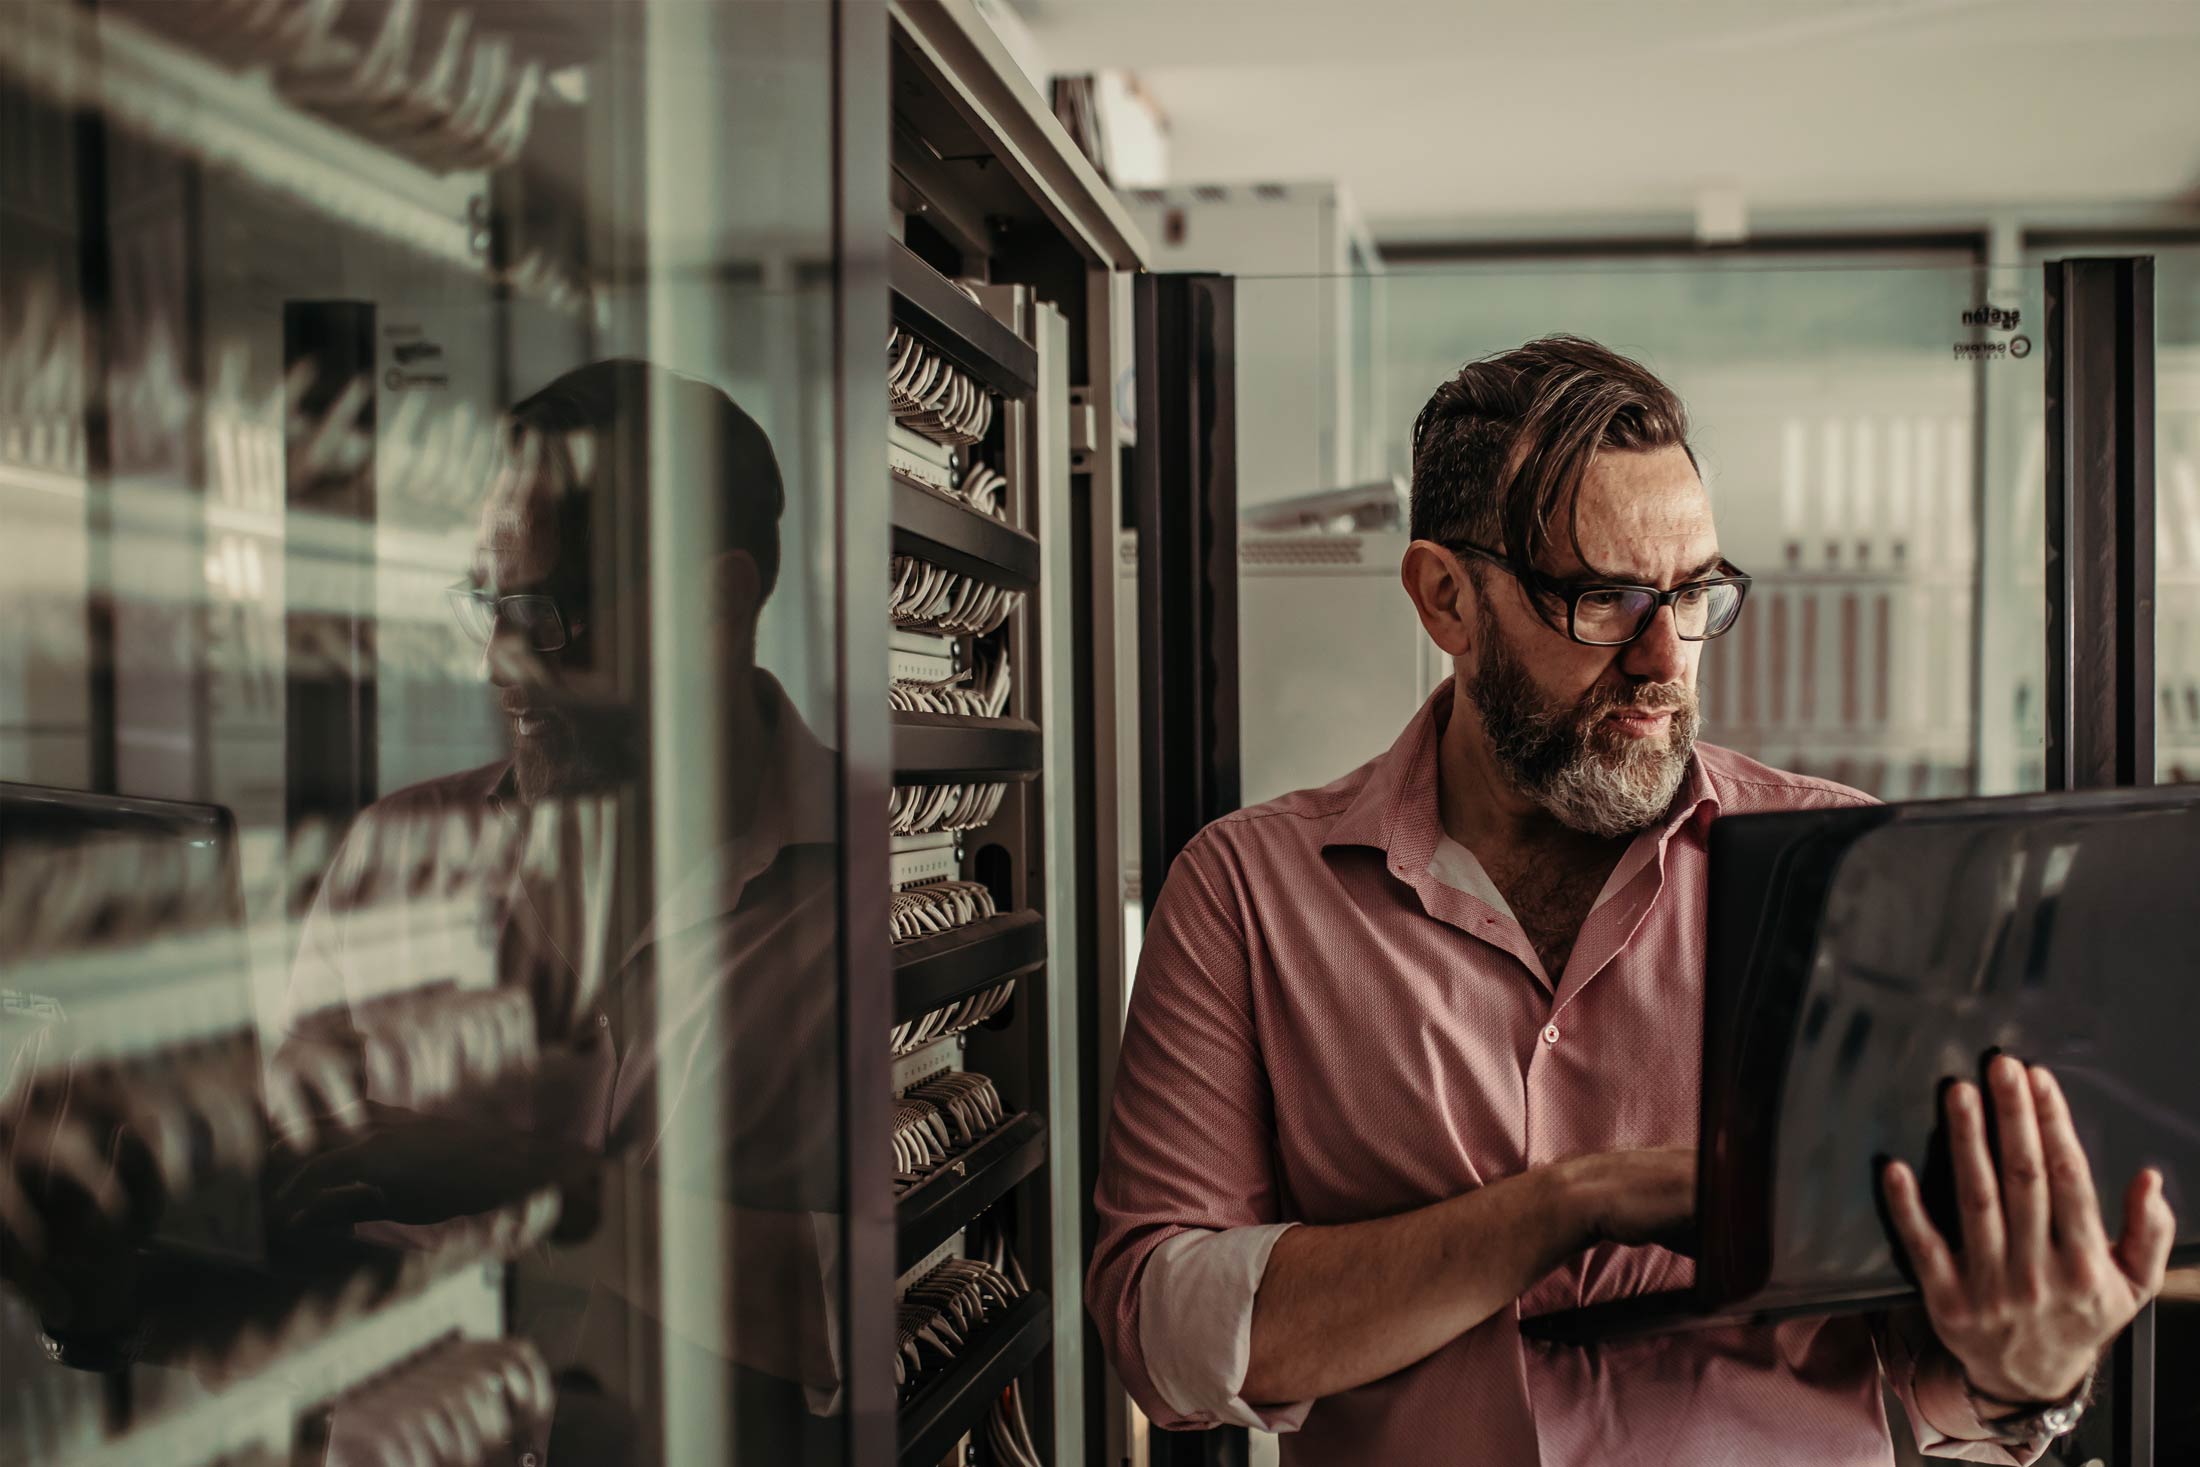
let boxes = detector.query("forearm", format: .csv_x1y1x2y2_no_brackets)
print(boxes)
1242,1163,1586,1404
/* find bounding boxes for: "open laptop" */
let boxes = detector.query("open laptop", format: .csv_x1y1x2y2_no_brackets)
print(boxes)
1523,785,2200,1345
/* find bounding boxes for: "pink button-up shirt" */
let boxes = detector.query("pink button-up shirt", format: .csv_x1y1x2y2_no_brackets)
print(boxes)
1089,685,2042,1466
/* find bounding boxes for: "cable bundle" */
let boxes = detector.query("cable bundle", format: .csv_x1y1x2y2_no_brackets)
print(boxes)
891,1097,952,1186
891,982,1013,1057
892,1071,1007,1192
894,1257,1024,1392
319,1335,555,1467
906,1071,1006,1150
955,462,1008,519
891,555,1023,635
887,641,1011,719
889,782,1007,836
987,1379,1046,1467
889,880,997,943
889,327,996,446
340,986,539,1117
1,1034,270,1260
116,0,552,176
971,1223,1044,1466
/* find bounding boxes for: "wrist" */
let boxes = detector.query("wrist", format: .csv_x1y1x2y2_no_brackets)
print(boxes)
1960,1361,2096,1442
1961,1356,2094,1413
1537,1157,1603,1254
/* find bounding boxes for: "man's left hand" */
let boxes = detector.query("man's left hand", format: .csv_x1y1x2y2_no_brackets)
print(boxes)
1883,1055,2176,1406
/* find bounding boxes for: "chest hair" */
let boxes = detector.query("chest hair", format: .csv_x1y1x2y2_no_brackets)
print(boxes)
1479,849,1619,983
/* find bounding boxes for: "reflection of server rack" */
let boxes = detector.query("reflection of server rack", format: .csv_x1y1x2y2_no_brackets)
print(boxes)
0,5,583,1463
1,1,1148,1463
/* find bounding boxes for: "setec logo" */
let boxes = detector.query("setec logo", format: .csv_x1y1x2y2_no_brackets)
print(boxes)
1954,303,2030,361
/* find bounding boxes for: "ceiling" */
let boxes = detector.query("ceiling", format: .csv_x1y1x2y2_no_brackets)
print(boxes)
1011,0,2200,240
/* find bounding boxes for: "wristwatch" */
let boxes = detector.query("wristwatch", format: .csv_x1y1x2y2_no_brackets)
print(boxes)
1967,1364,2096,1442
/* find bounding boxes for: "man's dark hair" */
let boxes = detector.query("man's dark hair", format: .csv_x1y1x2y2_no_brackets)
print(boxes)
1409,335,1693,577
507,357,785,602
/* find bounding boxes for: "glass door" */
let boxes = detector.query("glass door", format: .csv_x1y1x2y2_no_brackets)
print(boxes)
1227,251,2062,811
0,3,872,1464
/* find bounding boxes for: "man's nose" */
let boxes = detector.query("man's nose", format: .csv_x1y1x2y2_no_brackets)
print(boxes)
1620,604,1689,685
482,624,545,687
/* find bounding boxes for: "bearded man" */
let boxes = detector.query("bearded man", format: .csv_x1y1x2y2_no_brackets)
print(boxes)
1085,336,2174,1465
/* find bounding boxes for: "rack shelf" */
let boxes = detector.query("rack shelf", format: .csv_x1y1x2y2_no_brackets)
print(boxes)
897,1289,1051,1467
889,239,1040,398
897,1110,1046,1271
891,473,1042,591
892,712,1042,783
894,910,1047,1022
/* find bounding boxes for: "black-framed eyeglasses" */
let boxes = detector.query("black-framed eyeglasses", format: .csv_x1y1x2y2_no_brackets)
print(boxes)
447,582,573,653
1450,542,1752,647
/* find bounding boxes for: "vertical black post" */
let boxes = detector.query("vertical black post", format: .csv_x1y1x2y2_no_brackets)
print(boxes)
1133,272,1243,1467
282,300,378,895
1135,273,1241,908
830,0,894,1463
2043,256,2155,791
2042,255,2156,1467
73,35,118,795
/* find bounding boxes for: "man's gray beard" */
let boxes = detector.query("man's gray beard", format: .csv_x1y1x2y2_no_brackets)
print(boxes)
1468,608,1700,839
511,712,637,805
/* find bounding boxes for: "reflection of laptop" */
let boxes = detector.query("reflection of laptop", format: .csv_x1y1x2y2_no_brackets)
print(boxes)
1523,787,2200,1346
0,780,244,942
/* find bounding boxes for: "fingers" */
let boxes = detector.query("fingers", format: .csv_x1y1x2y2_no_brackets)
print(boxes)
1945,1081,2007,1282
1988,1056,2051,1285
1884,1160,1965,1318
2029,1066,2108,1259
2113,1168,2177,1299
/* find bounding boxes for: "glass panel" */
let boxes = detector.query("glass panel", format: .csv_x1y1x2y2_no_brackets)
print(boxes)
1231,254,2054,810
0,4,848,1464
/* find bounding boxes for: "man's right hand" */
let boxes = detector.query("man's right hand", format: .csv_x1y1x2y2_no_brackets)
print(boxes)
1554,1146,1698,1254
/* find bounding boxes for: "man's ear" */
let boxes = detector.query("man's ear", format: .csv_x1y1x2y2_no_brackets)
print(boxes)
709,549,763,639
1401,540,1477,660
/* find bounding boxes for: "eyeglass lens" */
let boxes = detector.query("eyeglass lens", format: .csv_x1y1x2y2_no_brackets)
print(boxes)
449,590,567,652
1572,582,1743,644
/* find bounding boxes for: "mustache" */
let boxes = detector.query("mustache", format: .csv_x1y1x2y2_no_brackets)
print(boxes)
1583,681,1694,719
500,689,559,719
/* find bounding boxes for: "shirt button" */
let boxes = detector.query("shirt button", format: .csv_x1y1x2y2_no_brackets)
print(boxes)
1542,1023,1561,1045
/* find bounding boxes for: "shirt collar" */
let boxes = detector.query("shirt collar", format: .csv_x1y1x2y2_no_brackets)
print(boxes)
1323,679,1724,871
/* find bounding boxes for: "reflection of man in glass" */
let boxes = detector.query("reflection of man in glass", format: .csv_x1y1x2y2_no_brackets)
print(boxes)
282,359,843,1464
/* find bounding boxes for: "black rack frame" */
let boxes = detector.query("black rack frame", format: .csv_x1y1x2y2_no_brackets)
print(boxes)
891,473,1042,590
894,909,1048,1021
892,711,1043,783
896,1111,1048,1271
890,237,1040,398
897,1289,1053,1467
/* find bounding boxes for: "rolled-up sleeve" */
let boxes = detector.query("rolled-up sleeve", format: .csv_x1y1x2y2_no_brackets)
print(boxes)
1086,833,1306,1431
1874,1309,2056,1464
1139,1223,1312,1430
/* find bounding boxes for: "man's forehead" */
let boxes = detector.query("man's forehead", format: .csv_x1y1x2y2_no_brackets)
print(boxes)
472,462,562,586
1546,445,1718,580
